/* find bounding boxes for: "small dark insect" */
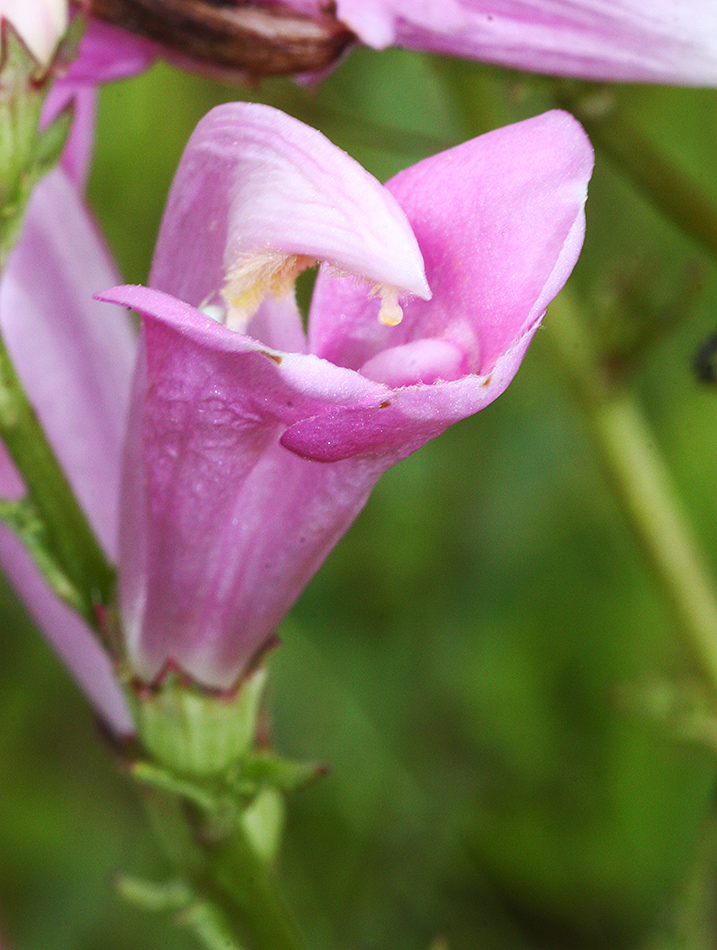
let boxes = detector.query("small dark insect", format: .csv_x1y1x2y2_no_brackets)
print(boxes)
693,330,717,384
78,0,355,77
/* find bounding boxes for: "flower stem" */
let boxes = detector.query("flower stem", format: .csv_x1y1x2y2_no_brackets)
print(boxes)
547,288,717,693
200,818,308,950
554,85,717,259
0,332,115,628
140,786,310,950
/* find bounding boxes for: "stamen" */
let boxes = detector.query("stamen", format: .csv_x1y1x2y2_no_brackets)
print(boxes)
223,250,316,332
378,286,403,327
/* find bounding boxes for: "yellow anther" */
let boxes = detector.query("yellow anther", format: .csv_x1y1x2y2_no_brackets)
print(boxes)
378,286,403,327
222,250,316,332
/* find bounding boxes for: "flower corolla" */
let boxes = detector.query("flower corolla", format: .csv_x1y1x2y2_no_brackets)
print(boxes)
0,104,592,727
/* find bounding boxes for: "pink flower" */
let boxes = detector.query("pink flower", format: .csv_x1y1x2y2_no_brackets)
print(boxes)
100,103,593,690
0,167,135,732
0,104,591,724
292,0,717,84
70,0,717,86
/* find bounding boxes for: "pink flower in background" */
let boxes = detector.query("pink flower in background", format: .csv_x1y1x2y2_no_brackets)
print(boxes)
291,0,717,84
68,0,717,85
0,102,592,724
0,166,135,733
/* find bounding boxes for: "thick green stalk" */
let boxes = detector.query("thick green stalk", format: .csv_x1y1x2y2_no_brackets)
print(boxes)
141,787,309,950
548,289,717,693
201,818,308,950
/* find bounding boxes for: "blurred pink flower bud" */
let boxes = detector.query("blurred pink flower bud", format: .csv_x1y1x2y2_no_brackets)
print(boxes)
300,0,717,85
0,0,68,64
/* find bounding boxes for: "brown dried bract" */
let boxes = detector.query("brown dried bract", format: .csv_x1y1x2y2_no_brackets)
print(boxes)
80,0,355,76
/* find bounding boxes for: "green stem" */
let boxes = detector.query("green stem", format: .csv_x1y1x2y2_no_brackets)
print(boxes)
141,788,309,950
0,334,115,629
201,819,308,950
548,289,717,693
555,86,717,260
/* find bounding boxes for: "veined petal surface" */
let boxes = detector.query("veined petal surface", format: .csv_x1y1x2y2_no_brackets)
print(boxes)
103,285,387,686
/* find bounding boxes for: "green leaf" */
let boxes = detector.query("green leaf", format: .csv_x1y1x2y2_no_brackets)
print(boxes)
116,875,193,913
229,751,326,795
130,760,219,813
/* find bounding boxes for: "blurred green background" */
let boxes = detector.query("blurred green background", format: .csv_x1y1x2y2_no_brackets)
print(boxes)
3,43,717,950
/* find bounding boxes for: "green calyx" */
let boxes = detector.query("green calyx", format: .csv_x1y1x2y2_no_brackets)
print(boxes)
127,667,268,778
122,666,321,950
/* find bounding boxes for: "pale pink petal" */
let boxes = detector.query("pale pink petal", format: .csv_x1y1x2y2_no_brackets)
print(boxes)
321,0,717,84
310,110,592,374
0,524,134,734
0,169,136,558
360,337,468,387
246,295,308,355
149,102,429,312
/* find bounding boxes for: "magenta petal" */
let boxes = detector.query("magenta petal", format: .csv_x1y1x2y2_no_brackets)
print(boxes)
58,17,157,84
41,85,97,189
103,285,388,685
0,169,136,558
149,102,429,310
283,326,537,462
310,110,592,374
